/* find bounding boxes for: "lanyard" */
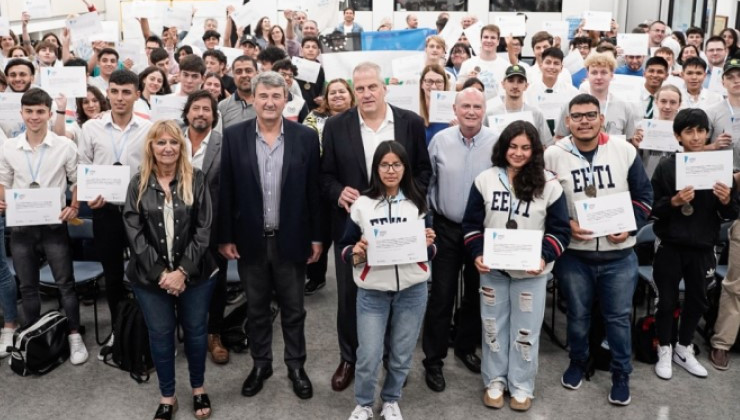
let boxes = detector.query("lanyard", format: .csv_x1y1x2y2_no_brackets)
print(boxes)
566,139,599,191
727,99,738,123
497,167,519,222
107,124,133,164
24,145,46,184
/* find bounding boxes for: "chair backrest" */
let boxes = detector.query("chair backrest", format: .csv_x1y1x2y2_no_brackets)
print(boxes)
68,218,94,240
719,221,733,244
635,222,655,245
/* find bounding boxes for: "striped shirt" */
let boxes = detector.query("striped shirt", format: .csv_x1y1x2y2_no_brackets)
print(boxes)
256,123,285,230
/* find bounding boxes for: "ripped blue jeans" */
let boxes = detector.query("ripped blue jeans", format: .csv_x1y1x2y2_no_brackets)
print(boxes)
479,270,547,399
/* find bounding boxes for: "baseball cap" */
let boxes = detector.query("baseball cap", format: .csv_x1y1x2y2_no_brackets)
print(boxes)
723,57,740,74
239,35,258,47
504,65,527,80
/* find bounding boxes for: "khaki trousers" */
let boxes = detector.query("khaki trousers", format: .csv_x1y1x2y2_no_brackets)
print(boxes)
712,220,740,350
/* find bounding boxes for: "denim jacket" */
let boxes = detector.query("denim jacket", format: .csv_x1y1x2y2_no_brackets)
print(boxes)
123,169,215,289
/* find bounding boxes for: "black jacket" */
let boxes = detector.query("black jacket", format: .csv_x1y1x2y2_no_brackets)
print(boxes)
320,105,432,241
651,154,740,248
217,118,322,263
123,169,215,289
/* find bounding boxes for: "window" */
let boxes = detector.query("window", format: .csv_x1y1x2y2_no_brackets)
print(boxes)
339,0,373,11
394,1,467,11
490,0,562,12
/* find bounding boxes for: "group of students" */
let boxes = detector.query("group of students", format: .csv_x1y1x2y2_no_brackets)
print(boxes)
0,2,739,419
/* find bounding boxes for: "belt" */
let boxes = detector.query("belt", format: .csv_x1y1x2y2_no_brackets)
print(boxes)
263,229,279,237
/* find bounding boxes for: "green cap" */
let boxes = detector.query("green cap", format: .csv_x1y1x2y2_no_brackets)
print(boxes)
504,65,527,80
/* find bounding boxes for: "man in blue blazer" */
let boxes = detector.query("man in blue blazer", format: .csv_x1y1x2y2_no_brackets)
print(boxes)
218,71,322,400
321,62,432,391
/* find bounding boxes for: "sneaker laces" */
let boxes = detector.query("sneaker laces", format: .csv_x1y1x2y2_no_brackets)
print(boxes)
383,402,400,417
350,406,371,419
612,371,629,387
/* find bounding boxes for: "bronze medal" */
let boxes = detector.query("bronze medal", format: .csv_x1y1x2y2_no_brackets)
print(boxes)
304,82,311,90
585,184,597,197
681,203,694,216
29,182,40,189
113,162,122,166
506,219,518,229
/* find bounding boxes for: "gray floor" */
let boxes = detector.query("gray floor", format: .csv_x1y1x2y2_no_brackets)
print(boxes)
1,255,740,420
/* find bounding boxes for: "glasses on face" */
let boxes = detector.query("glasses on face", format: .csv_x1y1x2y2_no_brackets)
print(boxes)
569,111,599,121
279,72,294,80
379,163,404,173
423,78,445,87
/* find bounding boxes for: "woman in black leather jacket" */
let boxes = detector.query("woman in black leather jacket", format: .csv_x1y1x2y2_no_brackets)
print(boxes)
123,120,216,420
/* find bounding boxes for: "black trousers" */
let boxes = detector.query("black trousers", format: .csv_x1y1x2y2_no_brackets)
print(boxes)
334,240,358,363
208,256,228,334
422,213,481,368
92,205,128,324
306,202,332,283
237,236,307,369
653,242,714,346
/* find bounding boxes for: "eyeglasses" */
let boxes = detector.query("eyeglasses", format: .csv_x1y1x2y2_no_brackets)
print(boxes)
569,111,599,121
279,72,294,80
379,163,404,173
423,78,445,87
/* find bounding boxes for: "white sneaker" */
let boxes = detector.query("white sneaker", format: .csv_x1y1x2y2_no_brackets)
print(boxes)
483,381,505,408
0,327,17,358
348,405,373,420
673,343,707,378
68,333,89,365
655,345,672,380
97,333,114,361
381,402,403,420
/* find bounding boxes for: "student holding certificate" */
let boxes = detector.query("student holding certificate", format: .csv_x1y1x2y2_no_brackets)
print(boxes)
545,94,653,406
338,141,436,420
650,108,739,380
461,121,570,412
0,88,88,365
631,85,683,177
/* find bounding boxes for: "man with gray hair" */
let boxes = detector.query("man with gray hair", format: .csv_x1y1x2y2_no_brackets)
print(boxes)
218,71,322,400
321,61,431,392
422,87,498,392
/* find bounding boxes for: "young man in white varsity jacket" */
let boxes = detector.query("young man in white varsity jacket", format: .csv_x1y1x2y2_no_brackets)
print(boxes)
544,94,653,406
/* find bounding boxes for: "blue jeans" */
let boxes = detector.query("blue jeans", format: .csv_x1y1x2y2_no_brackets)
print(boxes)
355,281,427,407
553,251,638,374
133,277,216,397
0,216,17,324
479,270,547,398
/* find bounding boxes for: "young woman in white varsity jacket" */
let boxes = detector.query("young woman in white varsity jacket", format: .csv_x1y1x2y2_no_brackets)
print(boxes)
461,121,571,412
650,109,739,380
338,141,437,420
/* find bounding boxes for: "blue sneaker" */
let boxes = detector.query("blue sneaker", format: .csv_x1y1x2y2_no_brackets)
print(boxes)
561,359,586,390
608,371,631,406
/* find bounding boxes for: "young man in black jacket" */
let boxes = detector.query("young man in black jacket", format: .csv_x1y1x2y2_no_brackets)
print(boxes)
650,108,740,380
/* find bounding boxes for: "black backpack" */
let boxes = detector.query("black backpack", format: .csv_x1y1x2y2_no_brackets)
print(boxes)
103,299,154,383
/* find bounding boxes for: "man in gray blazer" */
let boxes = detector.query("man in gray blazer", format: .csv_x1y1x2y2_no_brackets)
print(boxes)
182,90,228,364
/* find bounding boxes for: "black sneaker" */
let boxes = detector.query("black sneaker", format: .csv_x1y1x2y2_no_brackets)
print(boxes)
304,278,326,296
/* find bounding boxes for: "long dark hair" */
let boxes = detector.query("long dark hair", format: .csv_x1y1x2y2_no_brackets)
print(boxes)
365,141,427,215
491,121,545,203
76,85,110,125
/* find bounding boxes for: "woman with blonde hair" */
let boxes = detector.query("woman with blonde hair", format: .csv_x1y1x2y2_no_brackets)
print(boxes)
419,64,451,144
123,120,217,420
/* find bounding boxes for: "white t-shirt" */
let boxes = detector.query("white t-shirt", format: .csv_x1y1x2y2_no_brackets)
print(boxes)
458,56,510,100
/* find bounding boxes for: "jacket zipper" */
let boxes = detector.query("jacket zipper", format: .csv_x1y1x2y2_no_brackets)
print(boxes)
389,197,400,292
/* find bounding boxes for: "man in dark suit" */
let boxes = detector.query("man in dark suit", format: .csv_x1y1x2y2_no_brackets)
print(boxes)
182,90,231,365
218,72,322,399
321,61,432,391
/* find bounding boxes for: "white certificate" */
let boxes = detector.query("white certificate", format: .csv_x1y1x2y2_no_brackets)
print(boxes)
582,11,612,32
391,53,424,81
617,33,649,56
429,90,455,123
563,50,585,75
94,21,120,45
77,165,131,203
66,12,103,44
610,75,644,103
5,188,62,227
463,22,483,55
531,93,568,121
365,220,428,267
440,25,463,55
542,21,569,41
495,15,526,37
219,46,245,68
675,150,733,190
639,119,681,152
489,111,534,134
292,57,321,84
575,191,637,238
483,228,543,271
0,93,23,124
385,84,419,114
40,67,87,98
24,0,51,18
230,3,261,28
118,40,147,68
163,7,193,31
131,0,161,19
0,17,9,37
150,95,187,122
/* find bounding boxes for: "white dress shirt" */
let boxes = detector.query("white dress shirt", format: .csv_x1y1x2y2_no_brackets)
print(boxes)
358,104,395,179
0,131,77,207
78,111,153,179
185,129,212,170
